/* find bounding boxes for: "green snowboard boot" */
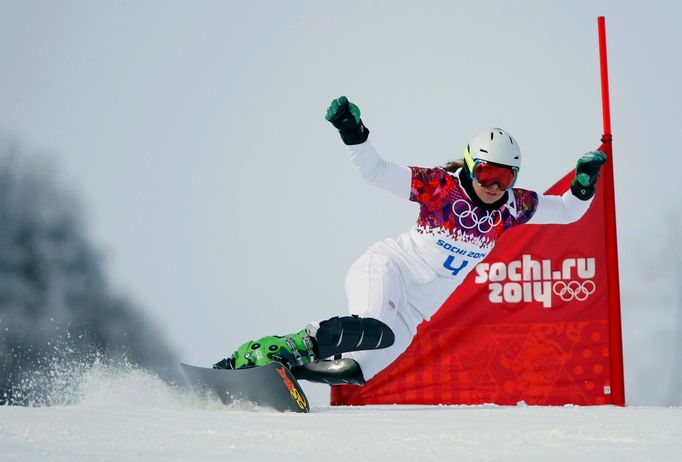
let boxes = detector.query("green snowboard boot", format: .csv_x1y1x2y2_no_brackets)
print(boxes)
224,329,317,369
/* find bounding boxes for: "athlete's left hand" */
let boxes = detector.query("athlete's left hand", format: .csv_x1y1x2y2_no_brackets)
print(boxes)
571,150,607,200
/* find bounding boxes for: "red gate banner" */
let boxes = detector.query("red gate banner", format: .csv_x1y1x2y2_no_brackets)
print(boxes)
331,17,624,407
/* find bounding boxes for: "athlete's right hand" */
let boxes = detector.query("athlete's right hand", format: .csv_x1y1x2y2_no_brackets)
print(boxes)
325,96,370,145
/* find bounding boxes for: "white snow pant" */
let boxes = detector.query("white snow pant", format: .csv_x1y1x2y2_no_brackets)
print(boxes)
341,235,456,381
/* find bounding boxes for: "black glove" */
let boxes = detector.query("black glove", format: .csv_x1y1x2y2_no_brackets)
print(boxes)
325,96,370,145
570,151,607,200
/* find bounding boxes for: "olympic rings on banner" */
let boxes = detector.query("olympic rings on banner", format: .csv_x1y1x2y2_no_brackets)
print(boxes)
452,199,502,233
552,280,596,302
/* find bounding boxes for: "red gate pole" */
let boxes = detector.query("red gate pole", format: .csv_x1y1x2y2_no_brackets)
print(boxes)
598,16,625,406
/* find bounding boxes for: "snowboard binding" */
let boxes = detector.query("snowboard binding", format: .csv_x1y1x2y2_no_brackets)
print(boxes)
290,358,366,386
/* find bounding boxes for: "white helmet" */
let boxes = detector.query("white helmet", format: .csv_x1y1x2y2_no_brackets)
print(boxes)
465,128,521,169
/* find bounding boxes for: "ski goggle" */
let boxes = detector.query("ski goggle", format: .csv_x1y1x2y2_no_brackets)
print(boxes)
463,151,519,190
471,160,518,189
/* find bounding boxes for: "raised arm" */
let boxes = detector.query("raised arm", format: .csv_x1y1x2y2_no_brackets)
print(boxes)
528,189,592,224
527,151,607,224
326,96,411,199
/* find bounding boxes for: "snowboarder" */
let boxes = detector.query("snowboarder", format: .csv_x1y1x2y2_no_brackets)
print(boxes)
214,96,607,385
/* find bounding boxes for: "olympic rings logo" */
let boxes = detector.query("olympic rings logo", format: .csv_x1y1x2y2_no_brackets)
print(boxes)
452,199,502,233
552,280,596,302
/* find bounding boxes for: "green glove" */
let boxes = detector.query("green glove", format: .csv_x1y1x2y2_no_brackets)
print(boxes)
570,150,607,200
325,96,370,145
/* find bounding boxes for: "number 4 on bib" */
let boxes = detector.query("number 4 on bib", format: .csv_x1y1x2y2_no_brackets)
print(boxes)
443,255,468,276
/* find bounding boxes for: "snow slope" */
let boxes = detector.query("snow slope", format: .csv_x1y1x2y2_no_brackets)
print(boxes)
1,366,681,461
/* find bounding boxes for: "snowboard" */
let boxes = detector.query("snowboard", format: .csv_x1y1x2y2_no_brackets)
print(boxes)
181,362,309,413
